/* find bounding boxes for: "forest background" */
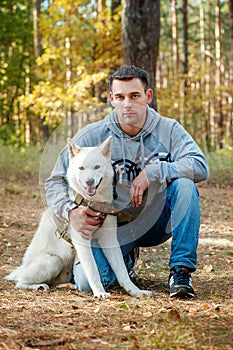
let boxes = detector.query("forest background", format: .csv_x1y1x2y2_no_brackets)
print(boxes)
1,2,233,349
0,0,233,155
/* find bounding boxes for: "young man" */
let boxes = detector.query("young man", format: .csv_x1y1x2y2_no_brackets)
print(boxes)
45,66,209,298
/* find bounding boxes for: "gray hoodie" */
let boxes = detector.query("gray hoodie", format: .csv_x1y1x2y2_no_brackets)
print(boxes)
45,106,209,224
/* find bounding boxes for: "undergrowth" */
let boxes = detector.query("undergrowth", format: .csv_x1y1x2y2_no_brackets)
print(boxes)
0,145,42,178
206,149,233,187
0,145,232,187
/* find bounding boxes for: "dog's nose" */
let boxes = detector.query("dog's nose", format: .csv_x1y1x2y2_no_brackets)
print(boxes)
86,178,94,187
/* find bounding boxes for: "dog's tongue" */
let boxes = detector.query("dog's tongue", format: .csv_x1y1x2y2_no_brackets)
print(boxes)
86,186,96,196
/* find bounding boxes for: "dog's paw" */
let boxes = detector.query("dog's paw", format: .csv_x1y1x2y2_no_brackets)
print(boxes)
37,284,50,291
129,289,153,297
138,290,154,296
93,292,111,299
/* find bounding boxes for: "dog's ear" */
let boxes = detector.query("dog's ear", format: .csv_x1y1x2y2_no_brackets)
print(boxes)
67,138,81,159
99,136,112,159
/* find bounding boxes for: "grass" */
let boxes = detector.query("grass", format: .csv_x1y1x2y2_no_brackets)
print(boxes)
0,145,232,187
0,145,42,178
206,148,233,187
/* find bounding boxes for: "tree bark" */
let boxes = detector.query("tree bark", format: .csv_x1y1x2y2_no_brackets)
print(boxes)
228,0,233,83
33,0,50,143
122,0,160,110
227,0,233,144
215,0,224,149
179,0,188,126
171,0,180,73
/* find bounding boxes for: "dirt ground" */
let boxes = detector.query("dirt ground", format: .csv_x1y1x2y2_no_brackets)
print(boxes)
0,176,233,350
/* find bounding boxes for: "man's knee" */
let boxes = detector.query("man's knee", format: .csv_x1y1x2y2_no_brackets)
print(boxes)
169,178,198,200
168,178,199,226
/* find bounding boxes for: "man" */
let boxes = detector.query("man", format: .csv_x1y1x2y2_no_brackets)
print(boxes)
45,66,209,298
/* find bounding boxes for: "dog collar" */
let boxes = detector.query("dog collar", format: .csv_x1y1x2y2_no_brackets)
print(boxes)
74,193,133,222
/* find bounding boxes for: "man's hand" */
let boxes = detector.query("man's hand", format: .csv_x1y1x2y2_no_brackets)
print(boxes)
69,207,103,240
130,169,150,208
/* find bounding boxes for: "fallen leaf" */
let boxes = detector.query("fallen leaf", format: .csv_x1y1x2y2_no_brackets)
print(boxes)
168,309,181,322
202,264,214,273
122,325,131,331
143,311,153,318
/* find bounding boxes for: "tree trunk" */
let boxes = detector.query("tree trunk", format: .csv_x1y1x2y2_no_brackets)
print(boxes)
228,0,233,82
171,0,180,73
215,0,224,149
180,0,188,126
181,0,188,78
33,0,50,143
122,0,160,110
227,0,233,144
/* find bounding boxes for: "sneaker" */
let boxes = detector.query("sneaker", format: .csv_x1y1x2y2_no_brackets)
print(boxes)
128,247,140,279
168,266,195,298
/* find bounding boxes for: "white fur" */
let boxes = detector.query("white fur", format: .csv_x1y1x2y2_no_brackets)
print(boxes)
5,137,152,298
5,207,74,290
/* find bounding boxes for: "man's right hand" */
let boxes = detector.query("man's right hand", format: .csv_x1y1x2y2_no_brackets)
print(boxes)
69,207,103,240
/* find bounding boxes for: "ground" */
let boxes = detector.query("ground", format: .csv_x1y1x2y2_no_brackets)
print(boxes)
0,175,233,350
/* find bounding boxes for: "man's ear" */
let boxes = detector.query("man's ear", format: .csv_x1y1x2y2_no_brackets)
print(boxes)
146,88,153,104
67,138,81,159
109,91,115,108
99,136,112,159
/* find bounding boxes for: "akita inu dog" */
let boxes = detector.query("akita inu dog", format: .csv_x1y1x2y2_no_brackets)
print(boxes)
5,137,152,298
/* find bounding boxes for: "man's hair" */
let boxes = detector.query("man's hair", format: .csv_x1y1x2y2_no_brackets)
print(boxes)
109,65,149,92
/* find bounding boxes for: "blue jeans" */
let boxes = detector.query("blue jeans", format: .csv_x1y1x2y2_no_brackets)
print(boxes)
73,178,200,291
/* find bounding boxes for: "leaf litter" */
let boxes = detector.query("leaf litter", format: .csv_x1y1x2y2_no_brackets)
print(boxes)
0,178,233,349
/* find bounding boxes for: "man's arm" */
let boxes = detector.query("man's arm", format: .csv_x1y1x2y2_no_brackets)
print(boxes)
145,121,209,187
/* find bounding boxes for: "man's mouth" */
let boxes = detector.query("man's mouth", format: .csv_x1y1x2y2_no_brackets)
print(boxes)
123,111,135,116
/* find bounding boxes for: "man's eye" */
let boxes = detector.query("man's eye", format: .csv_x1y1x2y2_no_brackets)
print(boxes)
79,166,84,170
94,165,100,169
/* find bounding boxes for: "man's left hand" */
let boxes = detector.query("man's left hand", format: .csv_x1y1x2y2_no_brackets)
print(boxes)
130,169,150,208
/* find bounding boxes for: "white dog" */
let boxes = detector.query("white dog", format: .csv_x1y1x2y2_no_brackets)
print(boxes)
5,137,152,298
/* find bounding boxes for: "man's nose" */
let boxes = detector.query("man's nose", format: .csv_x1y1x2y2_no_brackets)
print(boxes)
123,97,132,106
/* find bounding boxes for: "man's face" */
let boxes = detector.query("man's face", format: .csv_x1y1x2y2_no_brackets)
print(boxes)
109,78,153,136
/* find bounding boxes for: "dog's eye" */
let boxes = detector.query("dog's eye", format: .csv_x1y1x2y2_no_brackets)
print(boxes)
79,166,84,170
94,165,100,170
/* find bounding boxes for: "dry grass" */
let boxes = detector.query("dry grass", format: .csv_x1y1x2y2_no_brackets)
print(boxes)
0,176,233,350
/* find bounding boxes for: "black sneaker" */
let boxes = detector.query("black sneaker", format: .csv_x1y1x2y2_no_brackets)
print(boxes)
168,266,195,298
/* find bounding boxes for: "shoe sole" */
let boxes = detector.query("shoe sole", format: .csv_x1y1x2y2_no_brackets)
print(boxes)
170,287,195,298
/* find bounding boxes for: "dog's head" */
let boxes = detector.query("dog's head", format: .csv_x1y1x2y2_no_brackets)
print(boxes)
67,136,113,200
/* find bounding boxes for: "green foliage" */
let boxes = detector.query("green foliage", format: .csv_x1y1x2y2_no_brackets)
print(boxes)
0,0,232,150
0,0,36,120
19,71,109,130
15,1,122,142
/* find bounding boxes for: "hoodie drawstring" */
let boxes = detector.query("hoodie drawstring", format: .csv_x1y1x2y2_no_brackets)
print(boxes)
140,135,145,170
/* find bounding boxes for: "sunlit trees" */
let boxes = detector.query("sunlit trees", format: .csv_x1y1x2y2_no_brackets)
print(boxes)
0,0,232,150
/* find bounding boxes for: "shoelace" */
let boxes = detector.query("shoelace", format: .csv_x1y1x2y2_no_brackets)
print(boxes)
172,270,191,285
